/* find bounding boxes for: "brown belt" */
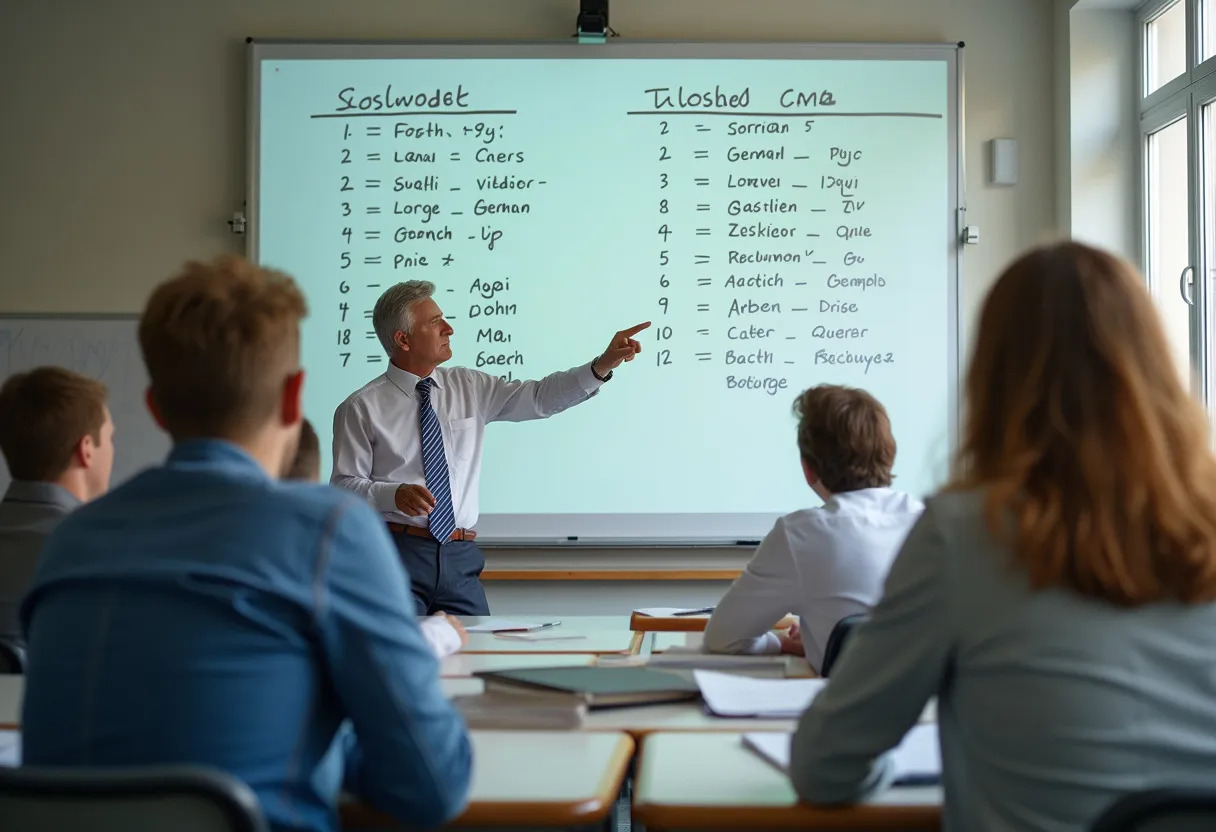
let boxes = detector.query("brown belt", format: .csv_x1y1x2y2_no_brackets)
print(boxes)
386,522,477,542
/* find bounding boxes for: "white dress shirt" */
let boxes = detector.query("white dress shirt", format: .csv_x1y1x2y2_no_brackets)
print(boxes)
703,488,924,673
419,615,463,658
332,361,602,528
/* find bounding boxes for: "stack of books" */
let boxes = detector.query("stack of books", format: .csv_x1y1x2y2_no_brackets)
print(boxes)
456,666,701,729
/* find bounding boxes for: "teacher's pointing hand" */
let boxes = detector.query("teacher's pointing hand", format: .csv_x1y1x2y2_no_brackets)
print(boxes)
593,322,651,378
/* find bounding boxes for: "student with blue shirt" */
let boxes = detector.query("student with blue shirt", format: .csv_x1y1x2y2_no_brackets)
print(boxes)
20,255,472,832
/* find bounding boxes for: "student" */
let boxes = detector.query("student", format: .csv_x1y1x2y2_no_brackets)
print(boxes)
790,242,1216,830
0,367,113,643
285,417,469,658
703,385,923,672
282,417,321,482
21,256,471,832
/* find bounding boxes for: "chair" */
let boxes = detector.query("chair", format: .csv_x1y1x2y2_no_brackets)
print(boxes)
0,765,267,832
820,613,868,678
1090,789,1216,831
0,639,24,674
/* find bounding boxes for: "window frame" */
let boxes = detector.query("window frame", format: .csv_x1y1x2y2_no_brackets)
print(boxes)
1138,0,1216,403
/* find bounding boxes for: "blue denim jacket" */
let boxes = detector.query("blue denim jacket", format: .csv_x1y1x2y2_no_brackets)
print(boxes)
19,440,472,832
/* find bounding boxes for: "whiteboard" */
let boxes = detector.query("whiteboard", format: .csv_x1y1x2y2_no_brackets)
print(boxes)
249,41,963,544
0,316,170,492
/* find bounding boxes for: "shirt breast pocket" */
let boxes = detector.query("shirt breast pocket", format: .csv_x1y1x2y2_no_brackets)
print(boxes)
447,416,479,463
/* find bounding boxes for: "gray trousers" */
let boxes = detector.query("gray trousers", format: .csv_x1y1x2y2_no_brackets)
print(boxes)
390,532,489,615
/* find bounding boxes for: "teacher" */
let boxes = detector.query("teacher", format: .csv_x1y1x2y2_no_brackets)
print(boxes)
332,280,648,615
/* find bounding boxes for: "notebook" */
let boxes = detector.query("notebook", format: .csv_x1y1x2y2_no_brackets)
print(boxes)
475,666,701,709
694,669,827,718
743,724,942,785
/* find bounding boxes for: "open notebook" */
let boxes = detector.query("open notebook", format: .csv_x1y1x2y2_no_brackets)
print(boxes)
743,724,941,785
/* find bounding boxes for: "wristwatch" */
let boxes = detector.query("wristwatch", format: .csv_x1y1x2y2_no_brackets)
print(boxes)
591,358,613,383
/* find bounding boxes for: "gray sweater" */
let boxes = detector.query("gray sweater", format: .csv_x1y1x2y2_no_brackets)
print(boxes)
791,489,1216,832
0,481,79,640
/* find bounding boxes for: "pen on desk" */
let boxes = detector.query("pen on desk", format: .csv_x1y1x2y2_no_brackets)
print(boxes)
491,621,562,633
672,607,715,616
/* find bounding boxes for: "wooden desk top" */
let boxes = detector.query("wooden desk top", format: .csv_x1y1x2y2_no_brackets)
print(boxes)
633,732,941,830
0,676,21,729
462,616,636,655
342,730,634,828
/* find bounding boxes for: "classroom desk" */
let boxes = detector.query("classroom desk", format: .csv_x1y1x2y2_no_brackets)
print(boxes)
633,732,941,831
462,616,638,655
0,676,21,729
342,730,634,829
441,652,595,677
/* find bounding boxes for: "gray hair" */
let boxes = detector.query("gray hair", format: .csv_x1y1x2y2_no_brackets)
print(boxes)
373,281,435,355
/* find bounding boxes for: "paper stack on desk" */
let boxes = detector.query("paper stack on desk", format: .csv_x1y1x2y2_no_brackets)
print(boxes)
694,669,826,718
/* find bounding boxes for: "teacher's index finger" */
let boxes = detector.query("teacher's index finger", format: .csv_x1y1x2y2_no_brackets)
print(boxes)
618,321,652,339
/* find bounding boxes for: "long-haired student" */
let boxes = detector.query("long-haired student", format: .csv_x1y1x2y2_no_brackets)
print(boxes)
790,242,1216,830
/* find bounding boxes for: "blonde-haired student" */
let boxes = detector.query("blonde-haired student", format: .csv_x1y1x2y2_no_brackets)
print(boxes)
22,256,471,832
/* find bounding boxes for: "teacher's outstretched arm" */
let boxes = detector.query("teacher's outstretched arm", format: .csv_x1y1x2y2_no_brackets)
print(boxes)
485,321,651,422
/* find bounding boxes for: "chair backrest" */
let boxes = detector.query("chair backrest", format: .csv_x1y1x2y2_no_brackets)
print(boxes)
0,765,267,832
0,639,26,675
820,613,868,678
1091,789,1216,831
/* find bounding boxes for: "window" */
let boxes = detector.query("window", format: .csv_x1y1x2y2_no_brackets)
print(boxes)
1147,0,1187,94
1205,0,1216,61
1201,86,1216,401
1138,0,1216,405
1146,116,1193,383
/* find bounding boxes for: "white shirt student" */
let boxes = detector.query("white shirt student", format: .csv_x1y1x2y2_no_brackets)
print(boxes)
703,385,923,673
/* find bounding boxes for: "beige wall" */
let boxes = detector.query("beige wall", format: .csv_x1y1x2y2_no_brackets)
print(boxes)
1069,8,1140,261
1,0,1056,344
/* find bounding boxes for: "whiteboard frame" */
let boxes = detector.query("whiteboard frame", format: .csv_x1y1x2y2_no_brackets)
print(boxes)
246,39,965,546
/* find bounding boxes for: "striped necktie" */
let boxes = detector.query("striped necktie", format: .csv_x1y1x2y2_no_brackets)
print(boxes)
416,378,457,543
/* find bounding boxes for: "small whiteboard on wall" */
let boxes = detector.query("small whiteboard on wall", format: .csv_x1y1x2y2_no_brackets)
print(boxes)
249,40,964,544
0,316,170,492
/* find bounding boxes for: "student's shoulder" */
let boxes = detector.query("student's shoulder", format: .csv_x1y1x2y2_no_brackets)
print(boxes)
921,488,984,525
268,480,382,530
878,488,928,518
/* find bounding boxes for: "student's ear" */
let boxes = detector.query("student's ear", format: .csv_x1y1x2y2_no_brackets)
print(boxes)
74,433,96,469
144,387,168,430
281,370,304,427
801,458,819,488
